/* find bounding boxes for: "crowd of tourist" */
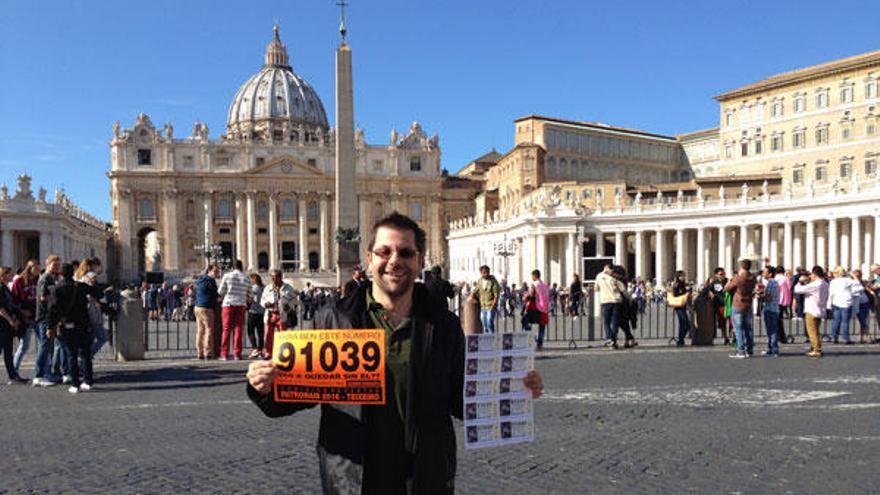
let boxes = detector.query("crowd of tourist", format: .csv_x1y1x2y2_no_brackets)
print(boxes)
0,255,115,391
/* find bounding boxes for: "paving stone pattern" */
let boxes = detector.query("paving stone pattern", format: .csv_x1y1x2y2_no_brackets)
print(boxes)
2,344,880,493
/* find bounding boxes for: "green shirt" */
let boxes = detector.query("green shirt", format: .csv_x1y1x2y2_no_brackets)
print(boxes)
364,289,413,493
474,276,500,309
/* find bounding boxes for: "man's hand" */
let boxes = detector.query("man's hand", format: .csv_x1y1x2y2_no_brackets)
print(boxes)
46,328,55,340
247,360,278,396
522,370,544,399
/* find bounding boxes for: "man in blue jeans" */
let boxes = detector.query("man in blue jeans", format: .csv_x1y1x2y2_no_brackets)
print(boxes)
474,265,500,334
725,259,757,358
761,265,781,356
33,255,61,386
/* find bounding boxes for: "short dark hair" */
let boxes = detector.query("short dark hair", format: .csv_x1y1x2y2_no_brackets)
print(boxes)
479,265,490,272
776,265,785,273
714,267,725,275
369,212,426,254
234,259,244,271
740,259,752,270
531,269,541,278
61,263,75,279
811,265,825,278
431,265,442,276
764,265,776,276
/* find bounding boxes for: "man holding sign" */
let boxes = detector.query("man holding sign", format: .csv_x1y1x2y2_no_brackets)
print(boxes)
247,213,543,494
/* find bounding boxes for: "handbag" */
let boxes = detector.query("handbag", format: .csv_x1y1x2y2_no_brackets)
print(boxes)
524,308,541,324
666,292,688,309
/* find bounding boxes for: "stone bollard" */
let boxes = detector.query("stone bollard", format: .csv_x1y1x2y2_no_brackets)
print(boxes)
115,288,145,361
462,294,483,335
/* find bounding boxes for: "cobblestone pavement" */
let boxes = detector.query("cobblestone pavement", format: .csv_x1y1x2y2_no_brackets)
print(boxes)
3,343,880,494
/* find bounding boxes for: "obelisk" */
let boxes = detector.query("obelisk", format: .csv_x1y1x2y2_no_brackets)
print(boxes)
335,2,358,286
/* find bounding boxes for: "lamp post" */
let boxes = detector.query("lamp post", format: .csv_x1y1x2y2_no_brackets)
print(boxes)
493,235,519,280
194,242,232,271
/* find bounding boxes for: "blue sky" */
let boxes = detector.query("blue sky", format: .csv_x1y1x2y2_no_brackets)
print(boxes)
2,0,879,220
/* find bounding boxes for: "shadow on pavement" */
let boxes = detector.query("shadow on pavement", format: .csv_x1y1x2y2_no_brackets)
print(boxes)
93,365,246,392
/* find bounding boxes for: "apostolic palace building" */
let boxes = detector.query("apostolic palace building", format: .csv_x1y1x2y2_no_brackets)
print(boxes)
447,50,880,286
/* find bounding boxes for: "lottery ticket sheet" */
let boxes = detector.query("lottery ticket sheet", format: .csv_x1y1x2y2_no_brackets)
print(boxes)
463,332,535,449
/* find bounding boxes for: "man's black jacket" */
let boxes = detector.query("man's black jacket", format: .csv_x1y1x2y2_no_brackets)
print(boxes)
47,279,99,332
247,282,465,494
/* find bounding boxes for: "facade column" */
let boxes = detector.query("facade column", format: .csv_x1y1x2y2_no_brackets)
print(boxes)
246,192,257,271
203,191,213,248
739,224,748,261
675,228,685,272
828,218,839,269
574,232,583,277
117,189,134,279
655,229,666,285
840,219,850,270
268,194,278,270
163,191,180,273
761,223,770,262
428,194,442,269
864,220,873,272
851,216,861,271
614,231,625,268
235,195,246,265
634,230,645,280
805,220,816,269
39,229,51,263
595,232,605,257
298,196,308,271
536,233,548,279
319,194,330,271
816,222,827,268
0,229,13,267
717,226,728,274
783,221,793,270
568,232,578,280
696,227,706,283
358,196,372,268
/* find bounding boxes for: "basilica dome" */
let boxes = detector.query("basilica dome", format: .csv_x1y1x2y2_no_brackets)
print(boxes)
226,25,329,142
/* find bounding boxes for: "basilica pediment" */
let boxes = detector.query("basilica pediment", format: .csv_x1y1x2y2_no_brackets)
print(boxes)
247,157,325,177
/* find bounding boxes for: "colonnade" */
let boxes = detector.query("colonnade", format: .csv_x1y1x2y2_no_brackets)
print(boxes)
606,213,880,284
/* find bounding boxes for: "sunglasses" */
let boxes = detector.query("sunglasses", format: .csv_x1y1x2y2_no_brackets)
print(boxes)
370,247,419,260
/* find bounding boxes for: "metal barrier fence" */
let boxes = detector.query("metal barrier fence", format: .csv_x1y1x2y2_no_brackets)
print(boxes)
141,293,880,353
449,287,880,349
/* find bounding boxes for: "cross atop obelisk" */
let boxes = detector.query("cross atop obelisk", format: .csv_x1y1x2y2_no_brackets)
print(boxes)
335,1,358,286
336,0,348,43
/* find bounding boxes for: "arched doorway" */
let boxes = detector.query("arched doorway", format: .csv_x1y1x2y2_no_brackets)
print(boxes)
137,227,159,274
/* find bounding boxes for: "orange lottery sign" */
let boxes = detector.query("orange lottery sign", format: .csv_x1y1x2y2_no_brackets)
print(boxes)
273,329,386,404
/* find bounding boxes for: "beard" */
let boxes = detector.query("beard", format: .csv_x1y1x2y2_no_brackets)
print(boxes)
372,265,415,299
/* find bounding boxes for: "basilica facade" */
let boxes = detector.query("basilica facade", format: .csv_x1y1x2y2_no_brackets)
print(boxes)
448,50,880,285
109,27,453,284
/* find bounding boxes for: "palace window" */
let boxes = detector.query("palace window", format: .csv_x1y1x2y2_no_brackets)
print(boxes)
255,157,265,166
815,127,829,145
793,128,806,148
139,197,155,220
724,143,733,158
217,199,232,219
281,199,295,220
771,134,783,152
410,202,423,221
215,155,230,167
840,83,854,104
842,126,853,140
582,189,593,199
307,201,318,221
740,142,749,157
815,166,827,181
725,112,734,127
307,158,317,168
373,159,384,172
182,155,194,168
866,76,878,99
137,149,152,166
771,100,784,118
816,89,829,109
793,169,804,184
794,94,806,113
257,201,268,220
754,139,763,155
866,159,877,176
840,162,851,178
410,156,422,172
868,122,877,135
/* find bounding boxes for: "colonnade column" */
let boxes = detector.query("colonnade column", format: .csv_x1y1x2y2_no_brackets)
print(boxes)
634,230,645,280
792,225,803,270
828,218,839,269
614,231,625,268
760,223,770,263
596,232,605,257
298,197,308,271
816,223,827,268
769,226,779,266
783,222,793,270
675,228,685,272
696,227,706,283
536,233,548,279
739,224,748,261
0,229,12,267
875,214,880,264
840,220,851,270
268,194,278,270
246,192,257,271
319,194,330,271
851,216,861,271
805,220,815,269
39,229,51,264
717,226,728,274
574,232,583,277
655,229,666,285
864,219,874,271
567,232,577,281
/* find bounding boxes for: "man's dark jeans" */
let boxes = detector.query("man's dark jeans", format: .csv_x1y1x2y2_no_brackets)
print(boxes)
34,320,56,380
675,307,689,345
601,303,620,342
59,328,93,387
